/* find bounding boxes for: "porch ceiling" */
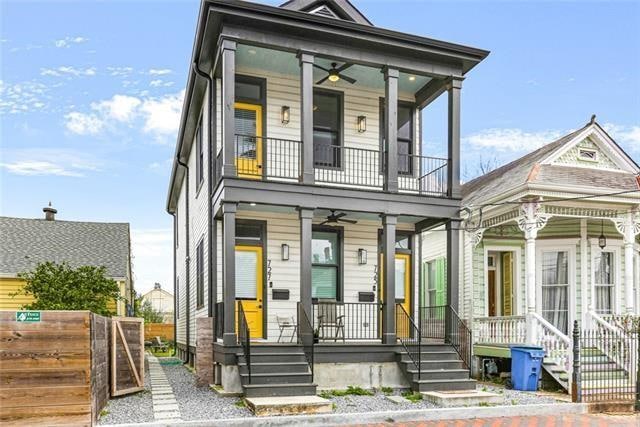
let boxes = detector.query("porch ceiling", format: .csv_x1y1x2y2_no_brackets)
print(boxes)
236,43,431,95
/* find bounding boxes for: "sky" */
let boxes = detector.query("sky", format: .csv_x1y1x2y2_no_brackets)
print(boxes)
1,0,639,295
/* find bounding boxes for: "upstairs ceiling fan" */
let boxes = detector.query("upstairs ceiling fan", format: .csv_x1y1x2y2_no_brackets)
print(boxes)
314,62,357,85
320,210,357,225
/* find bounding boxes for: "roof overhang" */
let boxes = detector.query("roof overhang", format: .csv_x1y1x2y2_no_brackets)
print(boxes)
166,0,489,213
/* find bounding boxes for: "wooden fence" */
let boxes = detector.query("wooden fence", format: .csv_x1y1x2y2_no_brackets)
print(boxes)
144,322,174,342
111,317,144,396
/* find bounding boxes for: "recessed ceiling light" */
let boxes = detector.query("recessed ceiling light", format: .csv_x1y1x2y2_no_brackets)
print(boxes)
408,75,416,81
248,48,257,55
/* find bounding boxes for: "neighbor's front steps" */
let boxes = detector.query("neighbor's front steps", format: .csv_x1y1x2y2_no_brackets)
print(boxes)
148,354,182,422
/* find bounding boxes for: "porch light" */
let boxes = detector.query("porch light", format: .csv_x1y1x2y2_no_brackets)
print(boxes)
357,115,367,133
281,106,290,125
358,248,367,265
281,243,290,261
598,220,607,250
328,70,340,82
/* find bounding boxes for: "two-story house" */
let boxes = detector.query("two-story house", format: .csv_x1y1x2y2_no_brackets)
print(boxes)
167,0,488,398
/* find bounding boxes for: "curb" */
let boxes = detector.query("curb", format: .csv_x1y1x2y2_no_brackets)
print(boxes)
100,402,588,427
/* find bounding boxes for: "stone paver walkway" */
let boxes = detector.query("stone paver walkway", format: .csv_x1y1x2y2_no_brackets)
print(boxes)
148,354,182,422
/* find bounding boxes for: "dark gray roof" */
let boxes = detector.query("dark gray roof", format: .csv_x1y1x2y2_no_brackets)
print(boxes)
279,0,373,25
535,165,639,191
0,217,131,278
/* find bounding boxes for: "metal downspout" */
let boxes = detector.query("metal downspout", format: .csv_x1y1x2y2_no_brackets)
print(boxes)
177,157,190,364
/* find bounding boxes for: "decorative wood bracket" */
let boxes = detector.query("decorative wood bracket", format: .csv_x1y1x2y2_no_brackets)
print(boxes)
516,200,551,240
611,211,640,244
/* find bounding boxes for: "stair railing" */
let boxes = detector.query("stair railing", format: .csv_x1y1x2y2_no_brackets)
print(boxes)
529,312,572,388
238,301,251,384
297,302,315,382
396,303,421,380
587,311,636,380
446,306,472,371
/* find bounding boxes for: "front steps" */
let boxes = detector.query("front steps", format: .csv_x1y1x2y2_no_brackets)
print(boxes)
580,347,634,396
238,344,317,398
396,344,476,392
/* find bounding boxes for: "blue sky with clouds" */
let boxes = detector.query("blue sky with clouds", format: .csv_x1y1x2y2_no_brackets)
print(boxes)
1,0,639,293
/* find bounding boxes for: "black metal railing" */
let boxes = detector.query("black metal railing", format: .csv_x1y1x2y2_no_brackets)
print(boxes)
398,154,448,196
314,144,383,188
446,306,472,371
297,302,315,382
575,321,639,407
419,305,446,340
234,134,301,180
311,301,383,341
214,302,224,341
237,301,251,384
396,303,421,379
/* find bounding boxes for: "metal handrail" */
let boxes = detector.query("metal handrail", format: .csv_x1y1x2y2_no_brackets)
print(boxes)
297,302,315,382
396,303,421,380
238,301,251,384
447,306,472,371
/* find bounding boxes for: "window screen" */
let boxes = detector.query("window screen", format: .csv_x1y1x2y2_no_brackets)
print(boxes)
313,91,341,168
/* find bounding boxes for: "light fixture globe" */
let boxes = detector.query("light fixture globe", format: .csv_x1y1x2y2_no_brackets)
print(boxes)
328,71,340,82
598,220,607,250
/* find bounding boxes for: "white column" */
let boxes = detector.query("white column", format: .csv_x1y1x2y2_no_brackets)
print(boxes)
612,212,640,314
516,200,550,343
580,219,589,326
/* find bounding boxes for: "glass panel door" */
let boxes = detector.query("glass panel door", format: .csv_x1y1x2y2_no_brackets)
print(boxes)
541,251,569,334
235,246,263,338
234,102,262,178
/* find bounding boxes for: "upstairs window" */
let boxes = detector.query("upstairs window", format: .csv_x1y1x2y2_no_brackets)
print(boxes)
579,148,597,162
313,90,342,168
312,228,342,300
380,101,415,175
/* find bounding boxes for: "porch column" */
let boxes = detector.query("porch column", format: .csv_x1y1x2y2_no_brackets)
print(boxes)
298,52,315,185
383,67,398,193
299,207,314,317
517,200,550,342
447,77,463,199
382,214,397,344
445,220,460,343
612,212,640,313
222,201,237,345
221,40,236,177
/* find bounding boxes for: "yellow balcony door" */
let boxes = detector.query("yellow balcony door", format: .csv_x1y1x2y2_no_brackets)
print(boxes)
379,253,412,338
234,102,263,178
235,245,264,339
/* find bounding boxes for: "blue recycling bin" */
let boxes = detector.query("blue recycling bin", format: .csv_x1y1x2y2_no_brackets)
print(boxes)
510,346,545,391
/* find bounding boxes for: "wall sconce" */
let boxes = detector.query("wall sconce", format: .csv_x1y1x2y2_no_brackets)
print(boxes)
358,248,367,265
281,243,290,261
598,220,607,250
281,106,290,125
357,115,366,133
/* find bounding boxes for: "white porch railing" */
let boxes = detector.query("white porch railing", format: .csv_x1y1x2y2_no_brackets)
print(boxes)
529,312,572,383
587,311,637,381
600,314,640,334
473,316,527,345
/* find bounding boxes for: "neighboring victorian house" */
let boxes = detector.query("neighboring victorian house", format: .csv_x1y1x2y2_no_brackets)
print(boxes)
142,283,175,324
166,0,488,397
0,205,134,316
422,118,640,392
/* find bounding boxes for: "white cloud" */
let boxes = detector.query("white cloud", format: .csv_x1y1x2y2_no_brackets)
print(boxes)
40,66,97,77
65,111,104,135
54,36,88,48
1,149,100,177
140,90,184,137
603,123,640,150
463,128,563,152
1,161,83,177
0,80,50,114
130,228,173,294
149,79,175,88
107,66,134,77
148,68,172,76
92,95,141,122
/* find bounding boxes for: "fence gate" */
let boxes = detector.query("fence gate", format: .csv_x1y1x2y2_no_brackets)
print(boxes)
111,317,144,396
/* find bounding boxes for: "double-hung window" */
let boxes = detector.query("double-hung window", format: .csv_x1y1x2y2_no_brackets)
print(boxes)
540,251,569,334
594,251,614,314
196,239,205,308
380,102,415,175
313,90,342,168
312,228,341,300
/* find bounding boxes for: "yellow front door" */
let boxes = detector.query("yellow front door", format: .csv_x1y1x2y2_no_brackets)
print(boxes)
234,102,263,178
235,245,263,338
379,253,412,338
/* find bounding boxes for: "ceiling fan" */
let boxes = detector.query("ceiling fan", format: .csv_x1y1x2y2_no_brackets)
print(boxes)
320,210,358,225
313,62,356,85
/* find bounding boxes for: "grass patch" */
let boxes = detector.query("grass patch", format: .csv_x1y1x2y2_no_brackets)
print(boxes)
99,409,109,418
477,402,493,407
380,386,393,395
401,390,423,403
234,399,246,408
318,386,374,398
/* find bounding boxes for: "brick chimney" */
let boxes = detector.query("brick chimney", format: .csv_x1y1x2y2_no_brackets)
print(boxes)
43,202,57,221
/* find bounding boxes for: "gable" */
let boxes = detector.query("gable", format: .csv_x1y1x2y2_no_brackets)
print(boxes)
280,0,373,26
308,4,340,19
553,137,621,171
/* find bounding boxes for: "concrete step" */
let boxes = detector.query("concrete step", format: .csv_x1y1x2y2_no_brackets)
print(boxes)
239,361,310,374
581,362,620,371
399,351,459,362
581,355,612,364
240,372,313,385
250,344,303,354
404,368,470,380
245,395,332,416
238,352,307,363
243,383,317,398
412,378,476,392
399,359,464,370
582,371,628,380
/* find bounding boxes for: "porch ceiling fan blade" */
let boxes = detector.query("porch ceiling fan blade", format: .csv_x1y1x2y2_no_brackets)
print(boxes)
312,64,331,73
319,220,330,225
334,212,347,219
316,75,330,85
338,218,358,224
340,74,357,84
335,63,353,73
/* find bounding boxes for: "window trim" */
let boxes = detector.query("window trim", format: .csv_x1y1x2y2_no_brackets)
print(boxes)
195,114,204,195
311,225,344,301
379,98,416,176
589,239,622,315
313,88,344,170
196,237,205,309
578,148,598,163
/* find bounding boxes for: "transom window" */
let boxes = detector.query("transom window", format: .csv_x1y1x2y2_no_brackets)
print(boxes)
594,251,614,315
540,251,569,334
313,90,342,168
312,228,341,300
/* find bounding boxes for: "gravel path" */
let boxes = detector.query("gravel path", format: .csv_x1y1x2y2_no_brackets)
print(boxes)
98,360,154,425
478,384,560,406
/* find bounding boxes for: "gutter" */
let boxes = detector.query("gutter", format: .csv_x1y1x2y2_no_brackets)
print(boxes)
176,156,191,364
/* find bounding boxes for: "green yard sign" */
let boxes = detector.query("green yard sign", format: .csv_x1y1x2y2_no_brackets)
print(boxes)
16,311,41,322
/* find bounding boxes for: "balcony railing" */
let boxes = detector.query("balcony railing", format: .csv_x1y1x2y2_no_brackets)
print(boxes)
213,135,450,197
311,301,383,341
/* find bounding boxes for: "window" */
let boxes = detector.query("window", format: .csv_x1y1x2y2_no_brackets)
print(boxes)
424,258,446,306
313,90,342,168
195,117,204,188
594,251,614,315
540,251,569,334
312,228,341,299
579,149,597,162
176,277,180,319
236,78,263,103
395,234,410,250
196,239,205,308
380,101,415,175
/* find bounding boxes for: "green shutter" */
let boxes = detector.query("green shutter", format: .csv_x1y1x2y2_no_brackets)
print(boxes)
435,257,447,306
